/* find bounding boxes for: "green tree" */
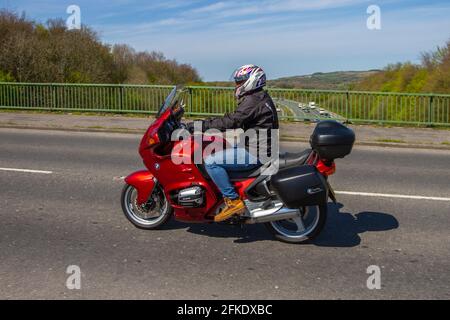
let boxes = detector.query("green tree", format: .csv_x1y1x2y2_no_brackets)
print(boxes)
355,39,450,94
0,9,201,85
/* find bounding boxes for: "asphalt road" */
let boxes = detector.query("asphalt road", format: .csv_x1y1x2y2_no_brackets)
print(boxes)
274,98,344,122
0,128,449,300
274,98,310,120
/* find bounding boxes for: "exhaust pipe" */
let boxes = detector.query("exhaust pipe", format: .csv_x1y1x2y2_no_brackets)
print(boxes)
245,207,300,224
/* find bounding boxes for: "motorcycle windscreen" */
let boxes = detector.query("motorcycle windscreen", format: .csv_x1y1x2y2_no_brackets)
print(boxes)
270,165,328,209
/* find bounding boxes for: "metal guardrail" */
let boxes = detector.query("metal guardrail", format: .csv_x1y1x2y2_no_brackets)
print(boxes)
0,82,174,114
1,82,449,126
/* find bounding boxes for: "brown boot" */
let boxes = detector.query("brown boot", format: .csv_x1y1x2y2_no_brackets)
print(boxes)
214,198,246,222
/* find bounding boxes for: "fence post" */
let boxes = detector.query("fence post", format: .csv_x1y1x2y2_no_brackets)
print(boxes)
186,86,193,116
119,85,124,111
345,91,350,121
428,95,434,126
0,83,3,107
51,83,56,111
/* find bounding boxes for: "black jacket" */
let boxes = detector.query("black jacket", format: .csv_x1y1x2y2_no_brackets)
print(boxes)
190,89,279,159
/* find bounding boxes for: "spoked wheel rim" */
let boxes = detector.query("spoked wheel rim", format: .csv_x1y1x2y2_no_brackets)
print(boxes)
123,185,169,227
270,206,321,240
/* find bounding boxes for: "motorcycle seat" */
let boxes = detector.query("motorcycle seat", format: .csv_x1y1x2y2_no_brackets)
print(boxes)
197,163,263,181
228,149,312,180
228,165,264,181
279,149,312,169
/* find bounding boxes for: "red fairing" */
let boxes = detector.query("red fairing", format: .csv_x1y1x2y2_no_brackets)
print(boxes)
125,171,155,205
234,179,256,199
139,109,171,156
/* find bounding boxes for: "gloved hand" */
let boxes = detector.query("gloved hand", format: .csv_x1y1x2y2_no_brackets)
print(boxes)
178,122,188,130
183,122,193,134
185,122,201,134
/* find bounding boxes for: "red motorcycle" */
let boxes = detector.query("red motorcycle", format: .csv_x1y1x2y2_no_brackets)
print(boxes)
121,87,355,243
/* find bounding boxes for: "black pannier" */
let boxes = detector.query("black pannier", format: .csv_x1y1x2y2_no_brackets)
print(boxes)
270,165,328,209
310,120,355,160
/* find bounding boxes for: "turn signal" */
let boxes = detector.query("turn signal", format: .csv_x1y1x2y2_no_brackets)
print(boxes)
148,137,157,146
316,160,336,176
147,133,160,147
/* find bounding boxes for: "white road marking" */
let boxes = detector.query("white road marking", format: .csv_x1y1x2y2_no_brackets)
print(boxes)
0,167,53,174
1,167,448,202
335,191,450,202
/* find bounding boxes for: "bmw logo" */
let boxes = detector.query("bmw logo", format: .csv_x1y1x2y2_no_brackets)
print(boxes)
154,163,160,170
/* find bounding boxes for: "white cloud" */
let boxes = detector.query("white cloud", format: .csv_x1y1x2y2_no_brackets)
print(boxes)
189,2,227,14
101,2,450,80
184,0,367,20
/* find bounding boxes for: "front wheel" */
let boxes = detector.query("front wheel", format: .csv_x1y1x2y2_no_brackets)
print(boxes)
121,184,173,230
265,204,327,244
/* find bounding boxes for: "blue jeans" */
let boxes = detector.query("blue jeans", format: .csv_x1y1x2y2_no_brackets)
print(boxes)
205,147,261,200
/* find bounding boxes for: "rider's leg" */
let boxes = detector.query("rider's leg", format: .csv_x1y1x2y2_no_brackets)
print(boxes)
205,147,260,222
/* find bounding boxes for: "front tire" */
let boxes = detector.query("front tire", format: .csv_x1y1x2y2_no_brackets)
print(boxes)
121,184,173,230
265,204,327,244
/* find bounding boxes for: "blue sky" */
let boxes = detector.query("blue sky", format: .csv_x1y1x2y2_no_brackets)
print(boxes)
4,0,450,81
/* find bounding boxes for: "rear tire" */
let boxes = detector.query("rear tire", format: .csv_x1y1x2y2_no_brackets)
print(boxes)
121,184,173,230
265,204,327,244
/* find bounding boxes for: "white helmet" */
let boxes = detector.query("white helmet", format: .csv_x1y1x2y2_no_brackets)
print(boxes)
231,64,267,98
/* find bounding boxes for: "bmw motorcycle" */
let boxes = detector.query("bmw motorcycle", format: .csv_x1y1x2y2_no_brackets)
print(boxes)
121,87,355,243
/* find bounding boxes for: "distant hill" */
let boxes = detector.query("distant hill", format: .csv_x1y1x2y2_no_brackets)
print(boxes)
268,70,380,90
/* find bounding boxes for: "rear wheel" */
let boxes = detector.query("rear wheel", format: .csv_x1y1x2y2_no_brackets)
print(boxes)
265,204,327,244
121,184,173,230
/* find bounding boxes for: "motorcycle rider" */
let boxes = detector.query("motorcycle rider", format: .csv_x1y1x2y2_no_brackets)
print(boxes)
187,65,279,222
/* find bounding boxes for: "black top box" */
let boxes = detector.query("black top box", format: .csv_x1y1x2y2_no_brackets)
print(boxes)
310,121,355,160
